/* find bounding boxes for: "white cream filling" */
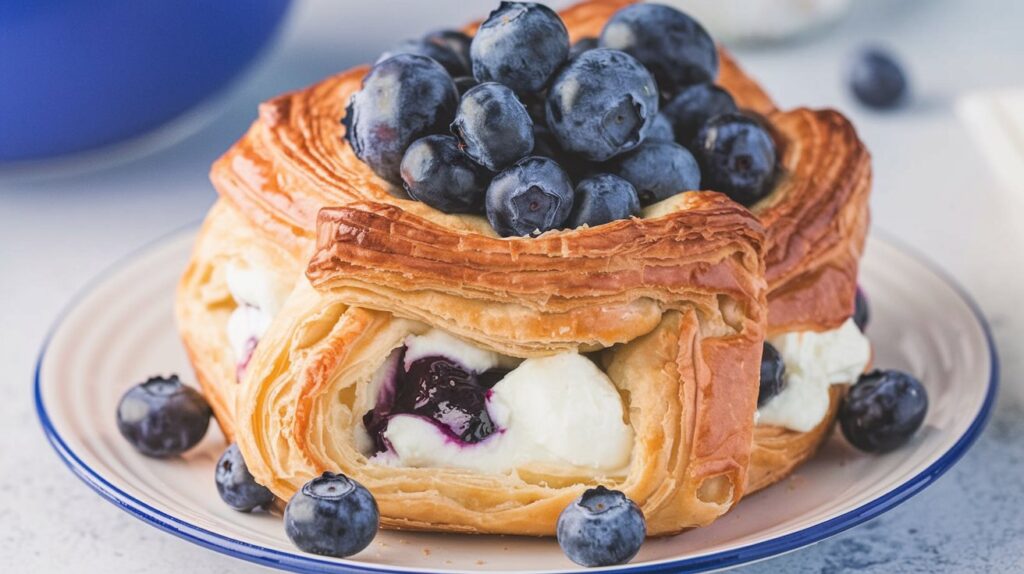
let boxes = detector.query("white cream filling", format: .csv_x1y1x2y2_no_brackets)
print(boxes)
756,318,870,432
368,331,634,476
224,262,286,368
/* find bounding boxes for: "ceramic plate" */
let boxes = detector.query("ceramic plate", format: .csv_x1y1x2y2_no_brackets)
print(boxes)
35,228,997,574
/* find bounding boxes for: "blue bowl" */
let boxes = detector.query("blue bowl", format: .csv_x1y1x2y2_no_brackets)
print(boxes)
0,0,291,162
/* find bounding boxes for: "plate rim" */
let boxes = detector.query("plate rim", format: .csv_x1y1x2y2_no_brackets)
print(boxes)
34,225,1000,574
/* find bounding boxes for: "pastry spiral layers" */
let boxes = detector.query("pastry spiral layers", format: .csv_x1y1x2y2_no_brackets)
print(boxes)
235,193,766,536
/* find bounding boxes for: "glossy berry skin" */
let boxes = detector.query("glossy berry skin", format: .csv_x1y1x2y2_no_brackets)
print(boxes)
423,29,473,74
215,444,275,512
453,75,478,97
646,113,674,142
343,54,458,184
568,174,640,228
546,48,659,162
758,343,786,406
116,375,211,458
400,135,491,214
853,287,870,332
376,38,466,77
662,83,737,145
285,472,379,558
606,141,700,206
451,82,534,171
470,2,569,95
569,36,598,59
849,48,908,110
599,3,718,97
840,370,928,453
486,156,574,237
557,486,646,567
693,113,776,206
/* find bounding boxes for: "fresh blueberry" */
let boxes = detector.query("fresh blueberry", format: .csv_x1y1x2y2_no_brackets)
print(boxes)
471,1,569,95
606,140,700,206
285,472,379,558
423,29,473,74
568,174,640,228
343,54,458,184
848,48,908,110
376,38,466,77
486,156,574,236
569,36,599,59
557,486,646,567
451,82,534,171
693,113,776,206
662,83,737,145
453,75,479,97
401,135,491,214
646,113,674,142
840,370,928,453
546,48,659,162
116,375,211,458
853,287,870,332
599,3,718,97
758,342,786,407
215,444,275,512
532,125,596,182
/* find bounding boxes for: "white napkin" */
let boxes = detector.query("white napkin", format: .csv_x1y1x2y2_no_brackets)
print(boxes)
957,89,1024,198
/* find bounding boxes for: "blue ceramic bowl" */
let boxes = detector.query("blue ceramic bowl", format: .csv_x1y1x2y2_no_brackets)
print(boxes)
0,0,291,162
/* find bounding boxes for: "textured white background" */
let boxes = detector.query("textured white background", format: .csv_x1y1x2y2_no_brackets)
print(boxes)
3,0,1024,572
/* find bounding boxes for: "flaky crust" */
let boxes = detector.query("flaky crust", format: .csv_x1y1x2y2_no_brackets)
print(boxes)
235,193,766,536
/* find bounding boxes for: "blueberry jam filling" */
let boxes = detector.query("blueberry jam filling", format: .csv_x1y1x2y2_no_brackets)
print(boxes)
363,347,510,455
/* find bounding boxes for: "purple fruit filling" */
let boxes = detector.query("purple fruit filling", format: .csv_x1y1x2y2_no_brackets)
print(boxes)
363,347,510,455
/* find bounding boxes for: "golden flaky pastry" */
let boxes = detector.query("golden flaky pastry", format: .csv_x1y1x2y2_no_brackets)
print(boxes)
174,0,871,523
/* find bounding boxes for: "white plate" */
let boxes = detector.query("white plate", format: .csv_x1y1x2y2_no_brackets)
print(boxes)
35,228,997,574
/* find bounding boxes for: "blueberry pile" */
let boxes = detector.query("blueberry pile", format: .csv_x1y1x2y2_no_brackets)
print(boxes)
343,2,779,237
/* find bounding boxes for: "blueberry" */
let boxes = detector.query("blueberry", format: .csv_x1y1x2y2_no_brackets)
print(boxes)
840,370,928,453
646,112,674,142
471,1,569,95
401,135,491,214
486,156,574,237
557,486,646,567
599,3,718,97
116,375,211,458
423,29,473,74
853,287,870,332
343,54,458,184
568,174,640,228
376,38,466,77
569,36,598,59
285,472,379,558
758,343,786,407
451,82,534,171
453,75,479,97
215,444,275,512
662,83,737,145
546,48,659,162
606,140,700,206
693,113,776,206
848,48,908,110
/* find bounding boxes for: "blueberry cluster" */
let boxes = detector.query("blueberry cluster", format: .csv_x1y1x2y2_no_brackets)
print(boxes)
343,2,779,237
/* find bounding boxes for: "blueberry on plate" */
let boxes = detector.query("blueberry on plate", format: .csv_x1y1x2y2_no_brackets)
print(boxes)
401,135,492,214
116,375,211,458
452,75,479,97
423,29,473,74
546,48,659,162
569,36,599,59
285,472,379,558
606,140,700,206
758,342,786,406
662,83,738,145
693,113,776,206
853,287,870,332
599,3,718,97
376,38,466,77
646,112,675,142
343,54,458,185
840,370,928,453
557,486,646,567
486,156,574,237
471,1,569,95
848,48,908,110
451,82,534,171
568,173,640,228
215,444,275,512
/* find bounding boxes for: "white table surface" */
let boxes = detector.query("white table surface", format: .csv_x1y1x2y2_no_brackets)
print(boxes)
3,0,1024,572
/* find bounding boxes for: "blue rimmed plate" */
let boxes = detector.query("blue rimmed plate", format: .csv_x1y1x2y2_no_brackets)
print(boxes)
35,228,996,573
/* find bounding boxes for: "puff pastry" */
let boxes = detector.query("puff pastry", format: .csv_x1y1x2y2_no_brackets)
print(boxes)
174,0,871,519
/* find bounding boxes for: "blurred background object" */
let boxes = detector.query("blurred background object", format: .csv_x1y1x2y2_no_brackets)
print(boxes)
662,0,851,44
0,0,291,162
